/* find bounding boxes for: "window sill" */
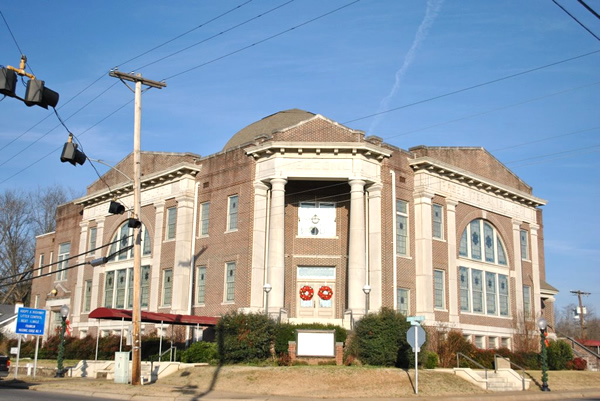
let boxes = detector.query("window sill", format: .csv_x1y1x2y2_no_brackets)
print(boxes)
224,229,238,234
221,301,235,305
163,238,176,243
397,255,413,260
434,308,448,312
433,237,446,243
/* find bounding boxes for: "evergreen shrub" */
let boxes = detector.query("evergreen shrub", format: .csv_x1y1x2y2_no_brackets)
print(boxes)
353,308,412,367
216,311,275,363
180,341,218,364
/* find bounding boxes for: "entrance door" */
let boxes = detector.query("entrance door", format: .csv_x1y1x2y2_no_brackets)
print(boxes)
297,267,336,320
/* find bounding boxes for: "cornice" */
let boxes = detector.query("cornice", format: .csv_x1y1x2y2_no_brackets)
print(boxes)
410,157,547,208
74,162,201,207
245,141,391,161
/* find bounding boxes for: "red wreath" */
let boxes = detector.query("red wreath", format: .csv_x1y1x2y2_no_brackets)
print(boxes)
318,285,333,301
299,285,314,301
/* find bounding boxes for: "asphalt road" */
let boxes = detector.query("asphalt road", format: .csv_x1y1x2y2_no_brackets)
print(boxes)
0,388,118,401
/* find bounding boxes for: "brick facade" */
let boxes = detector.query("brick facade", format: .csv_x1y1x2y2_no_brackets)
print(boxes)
31,109,556,349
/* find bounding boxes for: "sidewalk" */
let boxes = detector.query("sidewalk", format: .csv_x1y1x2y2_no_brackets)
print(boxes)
2,377,600,401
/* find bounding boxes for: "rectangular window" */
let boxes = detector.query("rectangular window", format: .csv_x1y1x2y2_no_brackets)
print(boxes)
472,269,483,313
118,224,129,260
396,200,408,256
200,202,210,236
162,269,173,306
166,207,177,240
298,202,336,237
498,274,509,316
104,271,115,308
484,223,494,263
227,195,239,231
56,243,70,281
38,254,44,276
523,285,531,318
225,262,236,302
459,230,468,257
434,270,445,309
501,337,510,349
486,272,497,315
433,204,443,239
488,337,497,349
197,266,206,304
397,288,409,316
470,220,481,260
459,266,470,312
475,335,485,349
84,280,92,312
520,230,529,260
142,228,151,255
141,266,150,308
127,268,134,309
89,227,97,252
115,269,127,309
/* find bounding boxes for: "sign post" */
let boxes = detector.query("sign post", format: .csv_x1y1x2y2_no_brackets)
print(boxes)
15,307,47,379
406,317,426,395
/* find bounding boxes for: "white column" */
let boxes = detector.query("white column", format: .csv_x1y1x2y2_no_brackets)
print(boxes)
414,188,435,321
348,179,366,314
530,223,541,319
267,178,287,310
367,183,383,312
150,202,165,311
446,199,459,323
250,181,269,310
172,196,194,312
512,220,524,316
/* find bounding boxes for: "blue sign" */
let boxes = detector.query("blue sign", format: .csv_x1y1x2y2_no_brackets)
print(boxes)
16,307,47,336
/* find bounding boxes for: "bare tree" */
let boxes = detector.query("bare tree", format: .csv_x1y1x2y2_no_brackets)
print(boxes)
512,312,539,352
29,185,71,236
0,185,76,304
556,303,599,340
0,190,34,303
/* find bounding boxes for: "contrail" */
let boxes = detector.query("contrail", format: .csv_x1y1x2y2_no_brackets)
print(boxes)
368,0,444,135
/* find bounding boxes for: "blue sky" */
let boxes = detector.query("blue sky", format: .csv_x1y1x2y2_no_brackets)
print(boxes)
1,1,598,316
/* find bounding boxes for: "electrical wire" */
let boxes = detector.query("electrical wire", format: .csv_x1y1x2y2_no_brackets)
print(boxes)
135,0,295,71
578,0,600,20
552,0,600,41
0,10,33,76
0,236,132,283
162,0,360,81
0,245,134,289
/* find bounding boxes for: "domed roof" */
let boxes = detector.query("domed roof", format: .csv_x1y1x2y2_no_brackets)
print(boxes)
223,109,315,151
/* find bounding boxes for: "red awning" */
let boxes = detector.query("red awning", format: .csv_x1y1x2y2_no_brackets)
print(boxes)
89,307,218,326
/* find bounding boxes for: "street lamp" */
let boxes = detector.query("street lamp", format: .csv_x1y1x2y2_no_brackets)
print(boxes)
362,285,371,316
537,317,550,391
263,283,272,316
56,304,69,377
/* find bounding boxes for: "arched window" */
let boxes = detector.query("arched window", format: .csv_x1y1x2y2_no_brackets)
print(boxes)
459,219,507,266
107,222,151,262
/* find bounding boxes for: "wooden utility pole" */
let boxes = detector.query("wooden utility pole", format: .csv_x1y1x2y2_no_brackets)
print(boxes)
570,290,591,340
109,70,166,385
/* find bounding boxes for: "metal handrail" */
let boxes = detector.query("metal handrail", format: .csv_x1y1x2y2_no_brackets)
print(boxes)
494,354,526,391
456,352,488,386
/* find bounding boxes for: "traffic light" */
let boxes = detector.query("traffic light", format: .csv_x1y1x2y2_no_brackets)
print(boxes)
128,218,141,229
109,201,126,215
24,79,59,109
60,141,86,166
0,68,17,97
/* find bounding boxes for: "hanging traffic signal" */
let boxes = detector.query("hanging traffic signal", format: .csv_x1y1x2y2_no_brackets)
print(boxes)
0,67,17,97
24,79,59,109
60,138,86,166
109,201,126,215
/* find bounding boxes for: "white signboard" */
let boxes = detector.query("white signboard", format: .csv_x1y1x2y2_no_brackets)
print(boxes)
296,330,335,357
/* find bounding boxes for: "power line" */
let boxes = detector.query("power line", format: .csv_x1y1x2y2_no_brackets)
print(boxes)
163,0,361,81
0,9,33,75
552,0,600,41
578,0,600,20
134,0,295,71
